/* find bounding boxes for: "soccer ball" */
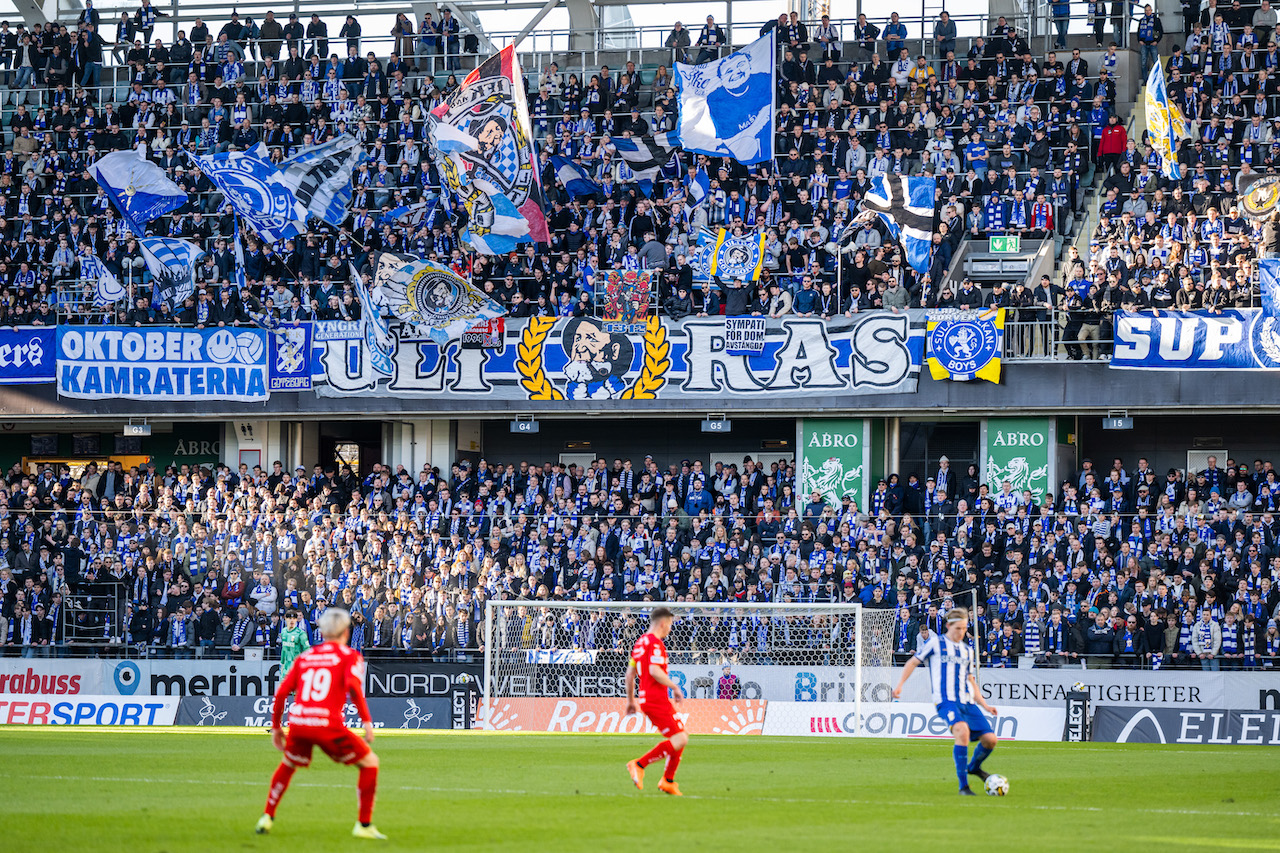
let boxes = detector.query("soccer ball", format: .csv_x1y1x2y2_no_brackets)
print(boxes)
984,774,1010,797
1071,681,1086,693
236,332,265,364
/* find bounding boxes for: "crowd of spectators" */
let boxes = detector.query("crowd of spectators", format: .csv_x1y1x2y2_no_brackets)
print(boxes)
1,449,1278,671
0,5,1164,331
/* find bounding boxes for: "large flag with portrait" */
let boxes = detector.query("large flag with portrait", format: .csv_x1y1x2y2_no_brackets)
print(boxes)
428,45,550,254
673,32,775,165
381,259,507,345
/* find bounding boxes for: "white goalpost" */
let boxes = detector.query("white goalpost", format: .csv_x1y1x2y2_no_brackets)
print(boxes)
481,601,899,735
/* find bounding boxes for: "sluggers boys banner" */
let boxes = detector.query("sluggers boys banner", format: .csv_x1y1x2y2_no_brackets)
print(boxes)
313,313,925,400
57,327,270,401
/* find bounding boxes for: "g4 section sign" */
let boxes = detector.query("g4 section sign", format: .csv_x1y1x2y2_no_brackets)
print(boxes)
312,313,926,400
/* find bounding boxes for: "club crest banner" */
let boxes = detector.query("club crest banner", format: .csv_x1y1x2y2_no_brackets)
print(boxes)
311,313,925,401
927,308,1004,382
268,323,312,392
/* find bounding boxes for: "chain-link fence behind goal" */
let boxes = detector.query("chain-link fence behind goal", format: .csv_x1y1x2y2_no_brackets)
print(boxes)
480,602,899,734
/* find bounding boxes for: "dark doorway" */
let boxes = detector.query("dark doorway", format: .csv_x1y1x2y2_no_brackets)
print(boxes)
899,421,980,482
318,420,383,477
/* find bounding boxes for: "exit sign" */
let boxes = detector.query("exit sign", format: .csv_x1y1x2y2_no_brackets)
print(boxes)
989,236,1021,253
1102,417,1133,430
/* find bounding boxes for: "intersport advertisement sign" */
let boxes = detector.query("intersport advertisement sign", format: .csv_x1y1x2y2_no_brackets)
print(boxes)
761,701,1065,741
0,695,179,726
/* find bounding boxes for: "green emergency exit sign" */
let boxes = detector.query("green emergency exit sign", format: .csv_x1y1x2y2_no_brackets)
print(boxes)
989,235,1020,253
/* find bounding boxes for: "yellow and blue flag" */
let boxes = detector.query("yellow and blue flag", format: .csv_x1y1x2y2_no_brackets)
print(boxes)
1145,59,1187,180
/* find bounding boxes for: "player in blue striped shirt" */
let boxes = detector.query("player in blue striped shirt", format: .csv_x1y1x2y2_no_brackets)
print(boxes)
892,608,1001,795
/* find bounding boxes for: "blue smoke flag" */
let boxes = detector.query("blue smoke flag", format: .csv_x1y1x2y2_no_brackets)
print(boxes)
279,134,369,228
1145,58,1186,181
196,143,305,243
382,259,507,345
860,174,938,274
139,237,204,308
672,32,775,165
89,147,187,237
549,156,601,198
351,263,395,376
685,169,710,208
80,252,124,305
1260,257,1280,316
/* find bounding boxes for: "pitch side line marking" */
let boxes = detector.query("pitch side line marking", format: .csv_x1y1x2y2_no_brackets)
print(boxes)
4,773,1275,820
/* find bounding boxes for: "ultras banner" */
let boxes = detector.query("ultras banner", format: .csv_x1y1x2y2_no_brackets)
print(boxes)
311,313,925,399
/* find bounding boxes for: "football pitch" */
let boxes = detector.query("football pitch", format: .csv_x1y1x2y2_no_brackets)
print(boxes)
1,730,1277,852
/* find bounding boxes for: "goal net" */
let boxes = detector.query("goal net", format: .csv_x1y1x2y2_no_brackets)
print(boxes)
480,601,898,735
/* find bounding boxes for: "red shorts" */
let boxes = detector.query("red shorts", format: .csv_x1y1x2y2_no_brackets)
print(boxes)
642,702,684,738
283,726,370,767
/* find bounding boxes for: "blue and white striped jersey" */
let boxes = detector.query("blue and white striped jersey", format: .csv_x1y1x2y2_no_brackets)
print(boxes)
913,634,976,704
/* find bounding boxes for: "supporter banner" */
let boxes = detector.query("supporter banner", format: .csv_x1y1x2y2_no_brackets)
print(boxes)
799,418,869,509
1092,706,1280,745
313,313,924,400
175,695,452,729
983,417,1052,502
725,317,766,355
0,326,55,384
0,695,178,725
927,308,1004,383
1111,309,1280,370
478,697,766,734
268,323,312,392
760,701,1065,741
56,326,270,401
461,318,504,349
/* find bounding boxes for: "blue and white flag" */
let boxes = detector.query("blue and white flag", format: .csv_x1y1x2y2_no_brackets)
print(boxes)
382,259,507,345
351,263,395,376
139,237,204,308
269,322,312,392
610,134,673,196
687,228,766,281
197,143,304,243
1260,257,1280,316
279,134,368,228
685,169,710,208
80,252,124,305
673,32,775,165
89,148,187,237
549,155,601,197
860,174,937,274
380,200,437,230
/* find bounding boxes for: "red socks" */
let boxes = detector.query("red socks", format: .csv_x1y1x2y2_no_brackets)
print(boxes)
637,740,672,768
357,765,379,824
664,748,683,782
265,762,296,818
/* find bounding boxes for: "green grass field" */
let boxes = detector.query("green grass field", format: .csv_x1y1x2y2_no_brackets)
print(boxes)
0,730,1277,852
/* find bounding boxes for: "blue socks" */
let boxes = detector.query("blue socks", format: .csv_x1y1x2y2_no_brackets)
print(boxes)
968,744,993,774
953,744,969,790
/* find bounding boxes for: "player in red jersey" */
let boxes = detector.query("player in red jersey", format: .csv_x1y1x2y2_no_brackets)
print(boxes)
254,608,387,840
624,606,687,796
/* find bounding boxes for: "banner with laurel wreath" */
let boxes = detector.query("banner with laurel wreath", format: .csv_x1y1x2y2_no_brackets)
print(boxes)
311,313,925,400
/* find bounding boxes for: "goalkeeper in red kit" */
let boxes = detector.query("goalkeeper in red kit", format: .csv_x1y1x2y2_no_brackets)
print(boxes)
255,608,387,840
625,606,687,796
